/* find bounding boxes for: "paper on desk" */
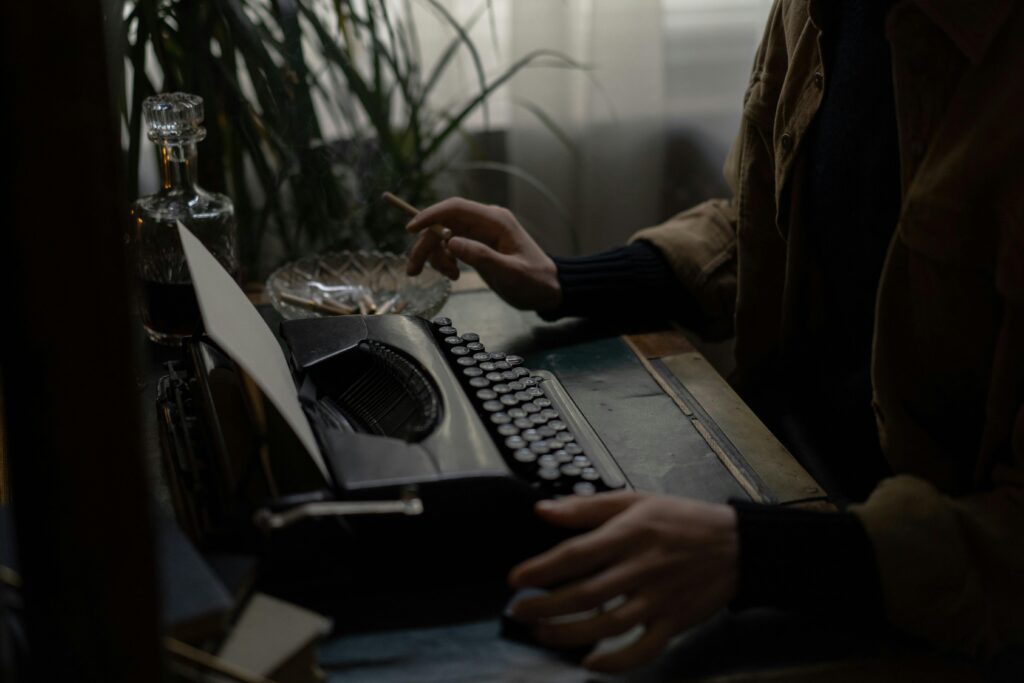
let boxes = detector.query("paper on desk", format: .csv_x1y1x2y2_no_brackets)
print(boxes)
177,222,329,482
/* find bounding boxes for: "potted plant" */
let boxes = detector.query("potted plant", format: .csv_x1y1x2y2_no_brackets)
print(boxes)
119,0,577,278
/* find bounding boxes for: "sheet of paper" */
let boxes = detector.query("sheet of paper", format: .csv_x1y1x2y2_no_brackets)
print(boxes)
177,222,328,481
217,593,332,680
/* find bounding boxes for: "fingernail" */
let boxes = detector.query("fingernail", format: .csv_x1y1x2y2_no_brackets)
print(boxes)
536,499,559,512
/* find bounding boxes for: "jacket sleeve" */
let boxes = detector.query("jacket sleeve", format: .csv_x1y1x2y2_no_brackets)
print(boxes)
851,240,1024,658
628,198,739,340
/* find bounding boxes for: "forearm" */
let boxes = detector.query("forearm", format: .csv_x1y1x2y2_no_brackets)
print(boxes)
545,241,697,323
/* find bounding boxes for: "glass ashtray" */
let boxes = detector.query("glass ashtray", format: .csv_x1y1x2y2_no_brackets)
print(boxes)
266,251,451,320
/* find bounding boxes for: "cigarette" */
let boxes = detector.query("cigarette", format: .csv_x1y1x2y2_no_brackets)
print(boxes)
393,300,408,314
376,294,401,315
382,191,452,241
280,292,354,316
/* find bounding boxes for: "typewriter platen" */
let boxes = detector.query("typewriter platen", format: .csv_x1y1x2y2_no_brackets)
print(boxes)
158,312,628,592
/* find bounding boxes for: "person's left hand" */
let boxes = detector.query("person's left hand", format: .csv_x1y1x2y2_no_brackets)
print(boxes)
507,491,739,673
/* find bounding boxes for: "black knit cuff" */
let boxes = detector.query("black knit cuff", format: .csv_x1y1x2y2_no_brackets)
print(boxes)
544,241,682,322
729,501,884,623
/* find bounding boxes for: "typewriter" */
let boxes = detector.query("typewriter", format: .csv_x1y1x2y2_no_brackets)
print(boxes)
159,225,628,597
158,311,628,596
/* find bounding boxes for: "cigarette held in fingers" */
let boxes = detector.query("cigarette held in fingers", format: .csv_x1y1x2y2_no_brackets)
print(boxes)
382,191,452,241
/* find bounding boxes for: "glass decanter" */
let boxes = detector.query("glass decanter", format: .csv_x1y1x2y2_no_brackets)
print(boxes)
129,92,238,345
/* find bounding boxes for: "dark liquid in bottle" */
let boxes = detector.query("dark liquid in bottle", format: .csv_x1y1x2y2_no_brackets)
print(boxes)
140,280,203,341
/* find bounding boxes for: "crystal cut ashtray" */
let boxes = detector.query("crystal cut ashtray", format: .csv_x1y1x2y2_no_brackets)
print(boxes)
266,251,450,321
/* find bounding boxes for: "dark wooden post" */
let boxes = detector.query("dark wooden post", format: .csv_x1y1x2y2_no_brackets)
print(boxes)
0,0,163,680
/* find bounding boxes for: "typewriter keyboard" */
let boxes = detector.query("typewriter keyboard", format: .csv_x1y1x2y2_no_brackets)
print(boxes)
429,316,625,497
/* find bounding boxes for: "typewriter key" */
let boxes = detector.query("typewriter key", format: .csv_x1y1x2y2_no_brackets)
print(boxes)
527,387,544,398
522,403,540,414
432,316,453,327
513,448,536,463
508,408,527,419
457,356,477,367
451,346,470,356
486,372,504,382
539,426,557,439
492,384,510,394
530,441,551,455
497,424,519,437
477,389,498,401
438,325,457,336
472,352,488,363
501,371,518,381
522,429,541,442
513,368,530,378
552,450,571,464
560,464,581,477
462,332,481,343
574,455,591,468
533,398,552,408
548,420,566,431
489,352,507,361
514,418,533,429
538,467,560,481
491,413,511,425
581,467,601,482
515,391,532,402
500,394,519,407
483,400,504,412
494,361,511,371
505,435,526,449
538,454,558,468
508,381,525,391
565,443,583,456
469,377,490,388
463,367,483,378
530,413,548,426
555,431,575,444
479,362,497,372
573,482,597,497
444,336,463,345
505,355,524,367
541,409,559,420
467,342,485,352
520,378,538,388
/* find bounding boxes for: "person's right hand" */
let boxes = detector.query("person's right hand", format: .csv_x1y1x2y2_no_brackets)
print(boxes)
405,198,562,313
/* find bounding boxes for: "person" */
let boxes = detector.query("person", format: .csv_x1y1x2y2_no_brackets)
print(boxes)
405,0,1024,673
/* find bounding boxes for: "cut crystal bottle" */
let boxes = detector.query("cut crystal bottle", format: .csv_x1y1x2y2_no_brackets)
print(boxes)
129,92,238,345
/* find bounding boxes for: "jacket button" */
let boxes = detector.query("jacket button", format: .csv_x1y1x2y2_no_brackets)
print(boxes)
813,71,824,89
781,132,794,153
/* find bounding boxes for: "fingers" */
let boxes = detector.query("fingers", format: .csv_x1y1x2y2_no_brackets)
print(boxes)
584,617,676,674
405,197,505,247
428,243,460,280
511,559,644,620
534,594,655,649
509,522,637,589
407,230,441,276
444,236,515,281
534,491,644,530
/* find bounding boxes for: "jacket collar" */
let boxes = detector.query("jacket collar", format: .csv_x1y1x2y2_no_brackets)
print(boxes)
912,0,1016,64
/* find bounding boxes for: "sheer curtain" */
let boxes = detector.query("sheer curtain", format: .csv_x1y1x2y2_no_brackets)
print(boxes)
413,0,773,256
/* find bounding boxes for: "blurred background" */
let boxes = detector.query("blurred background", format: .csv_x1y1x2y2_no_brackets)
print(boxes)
125,0,773,278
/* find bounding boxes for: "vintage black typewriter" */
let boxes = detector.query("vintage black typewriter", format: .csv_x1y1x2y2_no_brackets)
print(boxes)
158,311,628,596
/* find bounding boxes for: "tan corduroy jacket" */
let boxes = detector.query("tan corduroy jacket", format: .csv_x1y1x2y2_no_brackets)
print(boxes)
632,0,1024,658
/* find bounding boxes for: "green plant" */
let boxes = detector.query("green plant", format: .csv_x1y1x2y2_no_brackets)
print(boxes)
119,0,578,277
